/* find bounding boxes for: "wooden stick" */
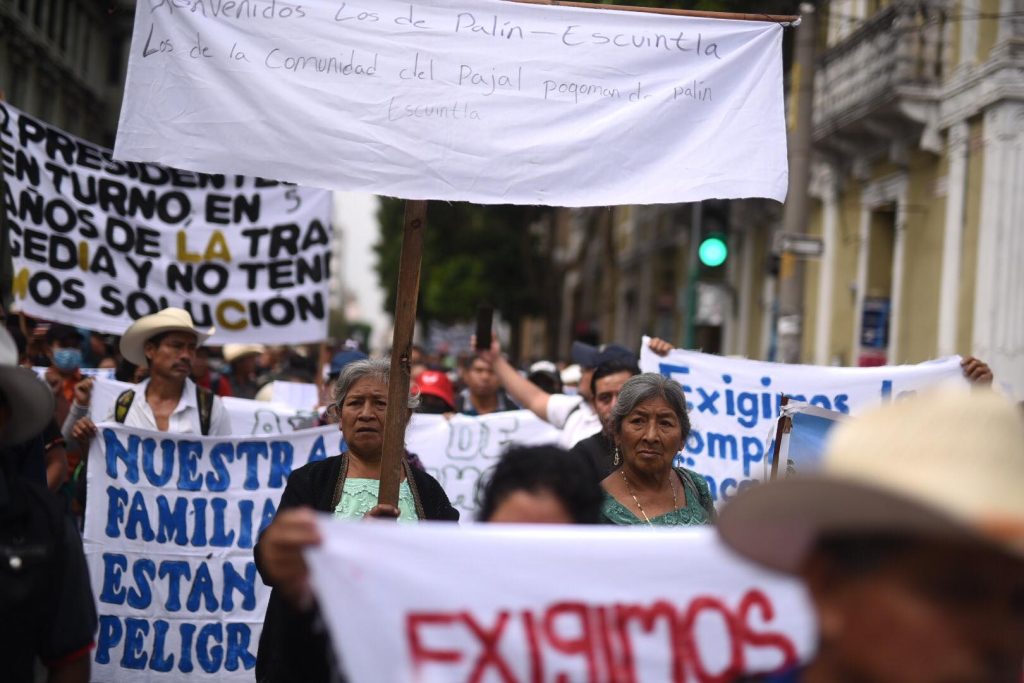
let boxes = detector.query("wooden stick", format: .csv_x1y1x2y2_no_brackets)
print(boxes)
507,0,799,24
377,199,428,508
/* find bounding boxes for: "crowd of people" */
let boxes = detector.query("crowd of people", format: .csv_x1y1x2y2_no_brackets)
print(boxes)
1,304,1021,683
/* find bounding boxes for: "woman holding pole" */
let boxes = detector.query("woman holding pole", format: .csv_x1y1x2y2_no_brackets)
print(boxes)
254,358,458,682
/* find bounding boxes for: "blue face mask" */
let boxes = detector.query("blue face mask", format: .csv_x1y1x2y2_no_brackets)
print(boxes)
53,347,82,371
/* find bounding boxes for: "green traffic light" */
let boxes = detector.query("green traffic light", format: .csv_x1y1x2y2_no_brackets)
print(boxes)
698,236,728,267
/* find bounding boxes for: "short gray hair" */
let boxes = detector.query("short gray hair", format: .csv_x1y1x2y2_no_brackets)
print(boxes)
331,358,420,413
610,373,690,439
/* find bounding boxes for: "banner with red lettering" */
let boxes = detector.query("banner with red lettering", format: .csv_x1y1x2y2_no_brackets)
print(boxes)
306,521,815,681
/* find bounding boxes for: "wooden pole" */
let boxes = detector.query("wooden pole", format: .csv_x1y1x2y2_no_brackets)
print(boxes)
377,199,428,507
508,0,800,25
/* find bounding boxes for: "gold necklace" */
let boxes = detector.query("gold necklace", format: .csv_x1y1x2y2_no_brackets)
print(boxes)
620,469,677,526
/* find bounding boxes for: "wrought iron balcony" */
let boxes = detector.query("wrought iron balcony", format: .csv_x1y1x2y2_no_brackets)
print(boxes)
813,1,947,147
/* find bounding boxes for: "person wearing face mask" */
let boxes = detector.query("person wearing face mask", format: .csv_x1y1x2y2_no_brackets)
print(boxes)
43,324,85,426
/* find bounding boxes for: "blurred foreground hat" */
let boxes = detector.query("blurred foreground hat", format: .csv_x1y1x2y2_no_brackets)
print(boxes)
570,341,634,369
718,388,1024,573
0,327,55,445
414,370,455,411
224,343,266,364
120,308,213,368
329,349,368,376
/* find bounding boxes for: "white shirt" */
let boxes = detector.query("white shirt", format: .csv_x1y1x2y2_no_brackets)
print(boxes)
105,377,232,436
546,393,601,449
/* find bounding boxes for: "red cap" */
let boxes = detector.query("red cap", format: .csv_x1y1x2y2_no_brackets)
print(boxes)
413,370,456,411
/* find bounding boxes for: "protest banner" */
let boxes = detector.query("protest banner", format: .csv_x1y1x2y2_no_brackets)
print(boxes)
639,340,967,501
0,102,333,343
83,423,344,680
408,410,561,520
307,521,816,681
114,0,788,206
89,377,317,435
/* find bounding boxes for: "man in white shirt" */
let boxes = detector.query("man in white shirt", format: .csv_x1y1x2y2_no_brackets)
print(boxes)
479,338,673,449
68,308,231,441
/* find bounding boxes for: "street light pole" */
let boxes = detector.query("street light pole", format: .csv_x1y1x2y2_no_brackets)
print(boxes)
776,2,816,364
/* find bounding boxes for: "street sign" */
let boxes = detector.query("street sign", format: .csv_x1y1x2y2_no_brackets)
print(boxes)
773,232,824,257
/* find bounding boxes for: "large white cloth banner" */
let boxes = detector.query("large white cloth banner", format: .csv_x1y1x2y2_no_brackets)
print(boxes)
640,341,967,501
1,101,332,343
115,0,787,206
307,522,816,682
409,411,561,520
83,423,343,681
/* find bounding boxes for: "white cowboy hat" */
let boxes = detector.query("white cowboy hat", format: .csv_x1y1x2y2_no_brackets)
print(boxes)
223,343,266,364
119,308,214,367
0,327,55,445
718,387,1024,573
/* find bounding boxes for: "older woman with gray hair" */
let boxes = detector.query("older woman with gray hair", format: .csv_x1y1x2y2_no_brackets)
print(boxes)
254,358,458,683
600,373,715,526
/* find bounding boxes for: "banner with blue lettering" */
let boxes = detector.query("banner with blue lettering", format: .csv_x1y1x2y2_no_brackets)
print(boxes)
640,340,966,502
82,423,344,680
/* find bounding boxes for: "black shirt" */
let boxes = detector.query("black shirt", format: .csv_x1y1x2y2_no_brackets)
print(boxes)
570,431,616,481
253,453,459,683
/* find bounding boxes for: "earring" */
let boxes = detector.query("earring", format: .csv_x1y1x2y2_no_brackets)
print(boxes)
613,446,620,467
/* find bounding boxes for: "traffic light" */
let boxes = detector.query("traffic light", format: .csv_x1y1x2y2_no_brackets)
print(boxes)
698,233,728,267
697,206,729,272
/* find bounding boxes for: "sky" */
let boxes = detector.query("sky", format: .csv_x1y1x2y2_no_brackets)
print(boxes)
332,192,390,350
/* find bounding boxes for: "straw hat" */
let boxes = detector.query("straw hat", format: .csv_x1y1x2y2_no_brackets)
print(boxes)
0,327,55,445
119,308,213,367
718,388,1024,573
224,344,266,364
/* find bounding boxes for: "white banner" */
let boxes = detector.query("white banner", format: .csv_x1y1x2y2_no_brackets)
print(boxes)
307,521,816,682
90,377,318,435
640,341,967,501
1,101,333,343
115,0,787,206
83,423,344,681
409,411,561,520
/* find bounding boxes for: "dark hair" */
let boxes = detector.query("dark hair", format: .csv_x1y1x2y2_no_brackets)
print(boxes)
527,370,562,395
144,331,170,350
415,394,452,415
115,358,139,383
812,534,914,576
590,359,641,397
476,446,604,524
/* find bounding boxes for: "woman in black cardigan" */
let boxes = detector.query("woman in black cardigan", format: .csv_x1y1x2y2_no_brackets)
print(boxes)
254,358,458,682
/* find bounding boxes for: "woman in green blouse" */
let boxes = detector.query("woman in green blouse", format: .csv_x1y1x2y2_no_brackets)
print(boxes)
600,373,715,526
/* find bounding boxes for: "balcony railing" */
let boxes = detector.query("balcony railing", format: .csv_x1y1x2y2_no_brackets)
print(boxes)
813,1,947,141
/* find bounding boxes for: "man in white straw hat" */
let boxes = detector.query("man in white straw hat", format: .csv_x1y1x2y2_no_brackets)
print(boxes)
0,326,97,682
718,388,1024,683
69,307,231,441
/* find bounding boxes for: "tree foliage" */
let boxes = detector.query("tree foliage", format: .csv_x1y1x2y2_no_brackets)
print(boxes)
375,199,551,334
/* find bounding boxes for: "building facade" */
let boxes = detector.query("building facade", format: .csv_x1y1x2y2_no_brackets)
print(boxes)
543,0,1023,397
0,0,134,145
